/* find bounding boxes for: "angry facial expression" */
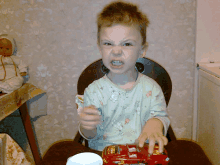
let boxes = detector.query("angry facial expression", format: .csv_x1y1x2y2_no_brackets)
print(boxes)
98,24,146,76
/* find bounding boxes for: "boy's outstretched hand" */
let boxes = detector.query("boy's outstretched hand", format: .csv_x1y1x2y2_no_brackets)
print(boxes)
137,118,168,154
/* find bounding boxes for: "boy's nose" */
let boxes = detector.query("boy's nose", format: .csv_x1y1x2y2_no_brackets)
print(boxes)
112,46,122,55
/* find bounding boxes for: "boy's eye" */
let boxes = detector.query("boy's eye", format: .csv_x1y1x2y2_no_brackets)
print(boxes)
123,43,133,46
103,42,112,46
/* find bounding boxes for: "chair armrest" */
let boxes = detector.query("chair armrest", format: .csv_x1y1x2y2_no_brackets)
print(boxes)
166,125,176,142
74,131,88,147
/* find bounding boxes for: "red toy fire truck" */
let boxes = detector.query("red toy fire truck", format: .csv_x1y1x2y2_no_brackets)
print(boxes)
102,144,169,165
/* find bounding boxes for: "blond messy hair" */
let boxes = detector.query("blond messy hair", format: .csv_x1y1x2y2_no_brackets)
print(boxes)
97,0,150,46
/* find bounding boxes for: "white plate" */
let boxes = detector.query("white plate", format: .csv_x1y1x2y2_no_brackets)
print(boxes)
66,152,103,165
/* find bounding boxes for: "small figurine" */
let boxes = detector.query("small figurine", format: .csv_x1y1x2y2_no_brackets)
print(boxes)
102,144,170,165
0,34,28,94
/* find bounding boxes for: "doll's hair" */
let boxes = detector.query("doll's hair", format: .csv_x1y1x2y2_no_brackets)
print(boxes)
97,0,150,46
0,34,17,55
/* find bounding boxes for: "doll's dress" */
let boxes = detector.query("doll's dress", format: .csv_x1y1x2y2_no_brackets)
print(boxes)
0,55,27,93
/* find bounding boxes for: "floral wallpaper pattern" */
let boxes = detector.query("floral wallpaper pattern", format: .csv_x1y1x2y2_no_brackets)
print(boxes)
0,0,196,161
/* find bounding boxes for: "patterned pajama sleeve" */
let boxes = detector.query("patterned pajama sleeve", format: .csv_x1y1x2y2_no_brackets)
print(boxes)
144,83,170,136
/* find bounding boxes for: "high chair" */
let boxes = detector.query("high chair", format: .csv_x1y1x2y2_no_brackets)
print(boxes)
42,58,212,165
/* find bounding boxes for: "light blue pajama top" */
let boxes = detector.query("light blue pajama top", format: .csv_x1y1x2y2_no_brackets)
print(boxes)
76,73,170,151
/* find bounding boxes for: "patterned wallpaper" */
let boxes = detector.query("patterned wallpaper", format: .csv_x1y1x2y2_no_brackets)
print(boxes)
0,0,196,161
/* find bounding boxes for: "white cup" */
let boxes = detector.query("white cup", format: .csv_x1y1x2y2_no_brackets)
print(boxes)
66,152,103,165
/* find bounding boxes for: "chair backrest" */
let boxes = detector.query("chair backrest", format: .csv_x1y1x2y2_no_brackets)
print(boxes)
77,57,172,106
76,57,176,143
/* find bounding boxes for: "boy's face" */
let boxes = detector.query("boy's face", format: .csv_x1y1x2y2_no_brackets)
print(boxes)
0,38,13,57
98,24,146,76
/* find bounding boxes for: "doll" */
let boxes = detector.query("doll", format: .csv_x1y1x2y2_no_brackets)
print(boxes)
0,34,28,94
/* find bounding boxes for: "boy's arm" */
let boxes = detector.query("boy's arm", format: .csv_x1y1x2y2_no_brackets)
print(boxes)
76,85,102,140
138,82,170,153
78,105,100,140
145,83,170,136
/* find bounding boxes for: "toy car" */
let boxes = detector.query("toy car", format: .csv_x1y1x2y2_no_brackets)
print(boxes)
102,144,169,165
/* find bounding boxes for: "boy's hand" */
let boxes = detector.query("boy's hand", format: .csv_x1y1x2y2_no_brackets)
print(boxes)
79,105,102,130
137,118,168,154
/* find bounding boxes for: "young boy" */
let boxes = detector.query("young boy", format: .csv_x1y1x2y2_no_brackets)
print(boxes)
76,0,169,154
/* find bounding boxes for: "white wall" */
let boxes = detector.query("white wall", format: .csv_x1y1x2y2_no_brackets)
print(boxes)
196,0,220,63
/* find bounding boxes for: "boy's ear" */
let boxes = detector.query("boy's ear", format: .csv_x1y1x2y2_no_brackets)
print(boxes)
142,42,148,50
141,42,148,58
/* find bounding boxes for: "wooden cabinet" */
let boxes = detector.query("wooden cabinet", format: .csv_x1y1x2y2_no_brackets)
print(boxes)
197,69,220,165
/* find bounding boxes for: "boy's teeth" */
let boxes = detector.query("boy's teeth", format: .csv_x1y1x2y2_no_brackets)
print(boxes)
112,61,123,66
